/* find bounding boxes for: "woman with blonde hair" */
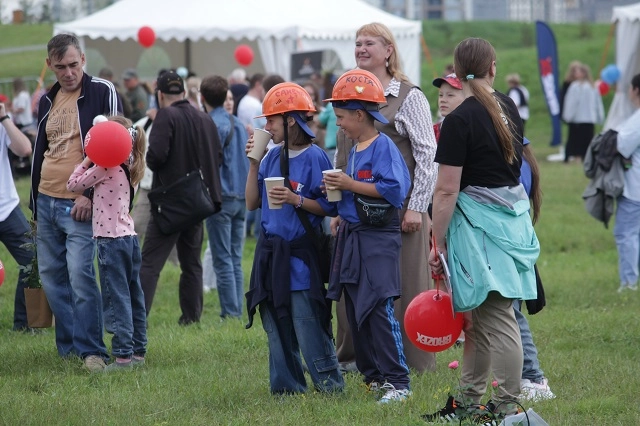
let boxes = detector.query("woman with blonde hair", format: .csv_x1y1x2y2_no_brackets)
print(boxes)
332,21,438,374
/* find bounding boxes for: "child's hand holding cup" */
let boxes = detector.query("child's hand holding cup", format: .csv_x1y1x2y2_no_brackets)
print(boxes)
322,169,343,202
247,128,272,161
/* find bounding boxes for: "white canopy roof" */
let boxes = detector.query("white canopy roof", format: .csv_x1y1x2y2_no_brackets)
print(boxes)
605,2,640,130
54,0,422,84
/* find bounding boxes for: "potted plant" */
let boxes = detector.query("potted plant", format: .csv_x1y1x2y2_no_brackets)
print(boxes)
20,220,53,328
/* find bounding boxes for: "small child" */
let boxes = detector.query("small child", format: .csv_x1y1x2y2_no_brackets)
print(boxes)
67,115,147,371
323,69,412,404
432,73,464,141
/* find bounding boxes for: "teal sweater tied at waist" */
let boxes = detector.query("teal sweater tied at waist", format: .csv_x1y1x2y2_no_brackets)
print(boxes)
447,186,540,312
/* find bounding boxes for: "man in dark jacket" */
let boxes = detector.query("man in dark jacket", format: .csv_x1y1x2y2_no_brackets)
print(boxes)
30,33,121,372
140,70,222,325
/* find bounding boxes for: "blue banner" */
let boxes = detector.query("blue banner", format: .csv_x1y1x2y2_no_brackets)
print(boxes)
535,21,561,146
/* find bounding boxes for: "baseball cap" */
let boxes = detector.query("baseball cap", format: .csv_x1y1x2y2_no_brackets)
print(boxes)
157,71,185,94
121,68,138,80
291,113,316,139
331,100,389,124
432,73,462,90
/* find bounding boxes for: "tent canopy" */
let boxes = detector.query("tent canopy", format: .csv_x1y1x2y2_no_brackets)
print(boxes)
54,0,422,84
604,2,640,130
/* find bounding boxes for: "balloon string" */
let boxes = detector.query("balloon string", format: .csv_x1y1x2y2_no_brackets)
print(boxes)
432,234,440,295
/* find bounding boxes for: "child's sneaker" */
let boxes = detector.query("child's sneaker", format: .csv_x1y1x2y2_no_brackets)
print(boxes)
519,378,555,401
377,383,411,404
104,359,133,372
131,355,145,367
83,355,106,373
422,395,465,422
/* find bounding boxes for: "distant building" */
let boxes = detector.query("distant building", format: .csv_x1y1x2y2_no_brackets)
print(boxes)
364,0,639,23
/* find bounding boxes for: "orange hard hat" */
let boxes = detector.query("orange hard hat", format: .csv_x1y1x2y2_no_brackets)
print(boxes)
323,69,386,104
256,82,316,118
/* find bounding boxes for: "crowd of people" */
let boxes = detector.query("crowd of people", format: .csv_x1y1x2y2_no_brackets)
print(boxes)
7,19,639,424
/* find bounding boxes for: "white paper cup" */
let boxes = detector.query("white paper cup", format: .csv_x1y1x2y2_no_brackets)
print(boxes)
248,128,272,161
264,177,285,209
322,169,342,202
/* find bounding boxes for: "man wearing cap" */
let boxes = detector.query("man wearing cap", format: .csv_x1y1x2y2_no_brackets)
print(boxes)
31,33,122,372
139,70,223,325
122,68,149,122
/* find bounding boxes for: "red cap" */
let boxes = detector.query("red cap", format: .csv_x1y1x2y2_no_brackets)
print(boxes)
432,73,462,90
0,94,8,103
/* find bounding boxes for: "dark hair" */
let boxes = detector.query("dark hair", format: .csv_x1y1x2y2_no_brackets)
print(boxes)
248,73,264,89
13,77,26,92
47,33,82,62
263,74,285,93
454,38,517,164
632,73,640,91
302,80,320,106
200,75,228,108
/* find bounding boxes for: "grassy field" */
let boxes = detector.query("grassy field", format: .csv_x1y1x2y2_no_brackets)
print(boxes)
1,21,639,425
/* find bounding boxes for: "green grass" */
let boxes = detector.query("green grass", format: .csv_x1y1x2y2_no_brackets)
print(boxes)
1,21,639,425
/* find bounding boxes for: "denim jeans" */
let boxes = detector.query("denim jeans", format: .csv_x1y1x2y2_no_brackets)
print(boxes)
246,207,261,236
98,236,147,358
614,196,640,285
514,300,544,383
36,194,107,359
259,290,344,394
206,197,245,318
0,206,33,329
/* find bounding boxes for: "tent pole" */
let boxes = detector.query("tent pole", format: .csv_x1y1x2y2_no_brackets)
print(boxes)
185,38,191,70
598,21,616,75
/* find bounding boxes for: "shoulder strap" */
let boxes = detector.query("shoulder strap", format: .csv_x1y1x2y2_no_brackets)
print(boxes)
120,164,135,212
279,149,319,241
223,114,235,149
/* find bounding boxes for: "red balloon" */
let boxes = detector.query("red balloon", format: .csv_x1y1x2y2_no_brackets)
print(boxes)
138,26,156,48
84,121,132,168
404,289,464,353
0,259,4,287
234,44,254,66
598,80,610,96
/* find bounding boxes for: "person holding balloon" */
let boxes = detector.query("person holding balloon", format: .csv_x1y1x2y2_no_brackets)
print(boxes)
30,33,122,372
67,115,148,371
324,69,412,404
561,63,605,163
424,38,539,422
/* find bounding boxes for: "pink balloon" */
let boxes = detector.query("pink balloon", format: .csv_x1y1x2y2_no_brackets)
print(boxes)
138,26,156,48
234,44,254,66
0,259,4,287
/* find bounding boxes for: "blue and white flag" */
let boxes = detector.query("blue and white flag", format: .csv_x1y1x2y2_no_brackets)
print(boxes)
536,21,561,146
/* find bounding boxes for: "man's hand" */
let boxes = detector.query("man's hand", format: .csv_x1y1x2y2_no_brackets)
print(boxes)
71,196,92,222
402,209,422,233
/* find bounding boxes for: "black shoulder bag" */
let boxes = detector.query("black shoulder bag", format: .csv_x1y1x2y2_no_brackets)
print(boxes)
349,146,396,226
147,111,217,235
280,147,332,283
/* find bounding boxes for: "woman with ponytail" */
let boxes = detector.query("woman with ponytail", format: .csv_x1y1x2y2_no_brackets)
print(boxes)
424,38,540,423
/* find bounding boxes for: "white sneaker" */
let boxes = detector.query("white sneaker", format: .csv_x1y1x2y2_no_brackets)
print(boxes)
519,378,556,402
377,383,412,404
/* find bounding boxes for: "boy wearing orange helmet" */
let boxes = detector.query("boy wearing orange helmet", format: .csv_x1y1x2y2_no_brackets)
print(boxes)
244,82,344,395
323,69,412,403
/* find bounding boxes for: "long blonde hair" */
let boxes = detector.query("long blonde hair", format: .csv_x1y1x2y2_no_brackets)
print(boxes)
108,115,146,187
356,22,411,84
454,38,518,164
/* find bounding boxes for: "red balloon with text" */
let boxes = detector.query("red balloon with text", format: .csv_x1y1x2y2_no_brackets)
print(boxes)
404,289,464,353
84,122,132,168
0,259,5,287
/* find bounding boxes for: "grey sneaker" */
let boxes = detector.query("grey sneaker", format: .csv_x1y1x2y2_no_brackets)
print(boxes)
84,355,106,373
104,360,133,372
131,356,145,367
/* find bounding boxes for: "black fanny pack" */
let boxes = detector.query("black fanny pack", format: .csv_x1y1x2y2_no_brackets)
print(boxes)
354,194,396,226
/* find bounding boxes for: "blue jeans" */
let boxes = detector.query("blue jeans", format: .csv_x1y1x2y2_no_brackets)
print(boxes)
36,194,107,359
259,290,344,394
614,196,640,285
98,236,147,358
514,300,544,383
206,197,245,318
246,207,261,236
0,206,33,329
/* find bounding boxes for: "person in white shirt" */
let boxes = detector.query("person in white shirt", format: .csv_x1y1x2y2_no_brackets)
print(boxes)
506,73,530,134
236,73,266,130
11,78,33,129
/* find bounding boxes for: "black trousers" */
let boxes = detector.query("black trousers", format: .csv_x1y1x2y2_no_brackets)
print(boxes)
140,216,204,324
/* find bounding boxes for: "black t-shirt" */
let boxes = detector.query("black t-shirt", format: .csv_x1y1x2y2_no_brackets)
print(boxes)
435,91,523,190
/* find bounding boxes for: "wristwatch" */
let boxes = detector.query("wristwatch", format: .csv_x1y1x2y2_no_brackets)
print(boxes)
0,115,10,123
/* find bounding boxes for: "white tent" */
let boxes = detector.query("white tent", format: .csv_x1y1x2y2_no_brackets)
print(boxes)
54,0,422,84
604,2,640,130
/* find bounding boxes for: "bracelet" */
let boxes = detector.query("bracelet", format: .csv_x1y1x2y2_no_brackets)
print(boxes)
295,194,304,209
0,115,9,123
